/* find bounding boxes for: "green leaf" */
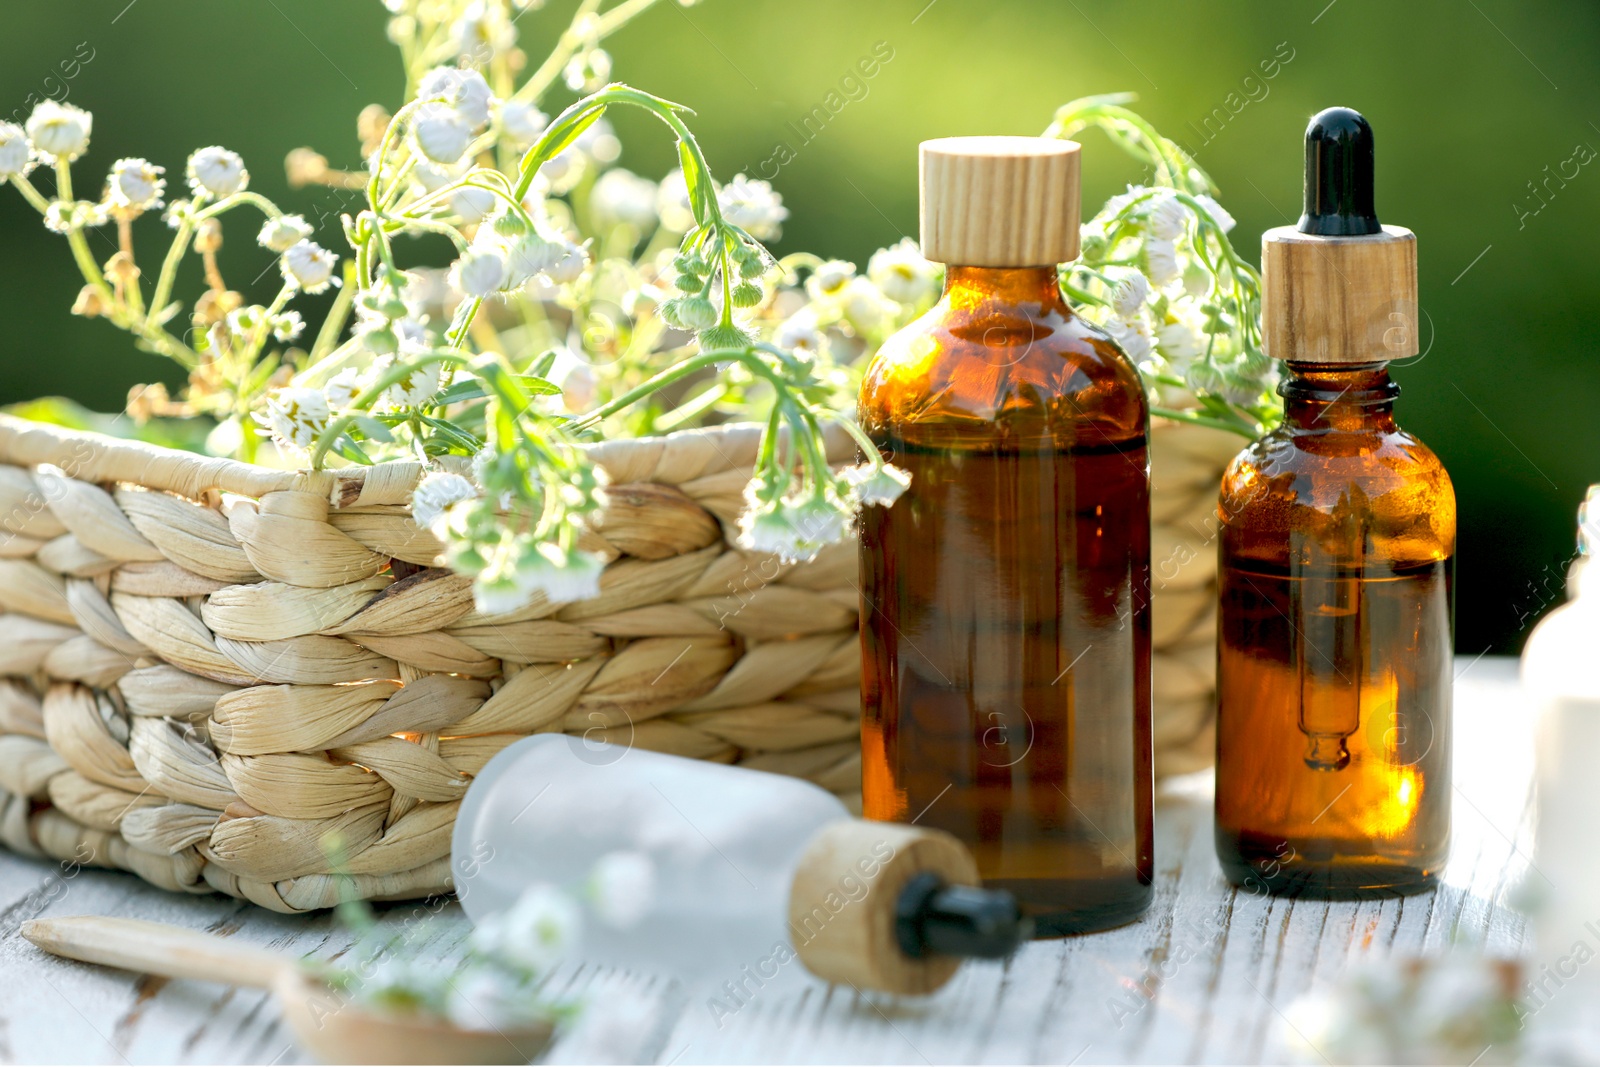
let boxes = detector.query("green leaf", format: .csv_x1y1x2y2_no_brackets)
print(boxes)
434,374,559,406
352,416,394,443
333,435,373,465
520,105,607,178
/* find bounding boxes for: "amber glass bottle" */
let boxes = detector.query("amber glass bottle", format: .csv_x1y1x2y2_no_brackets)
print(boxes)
1215,108,1455,897
859,137,1153,935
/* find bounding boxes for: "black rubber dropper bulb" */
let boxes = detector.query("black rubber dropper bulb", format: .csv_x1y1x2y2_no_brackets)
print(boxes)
1297,107,1382,236
894,872,1033,960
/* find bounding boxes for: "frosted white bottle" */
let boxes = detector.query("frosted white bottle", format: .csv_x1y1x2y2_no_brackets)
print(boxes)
451,735,1027,999
1522,489,1600,1046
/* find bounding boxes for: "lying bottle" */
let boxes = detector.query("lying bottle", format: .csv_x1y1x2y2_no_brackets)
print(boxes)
452,735,1029,1004
858,136,1154,934
1214,107,1455,896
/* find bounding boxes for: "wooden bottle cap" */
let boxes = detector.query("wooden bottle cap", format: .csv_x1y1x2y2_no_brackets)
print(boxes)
1260,225,1419,363
920,136,1080,267
788,819,981,996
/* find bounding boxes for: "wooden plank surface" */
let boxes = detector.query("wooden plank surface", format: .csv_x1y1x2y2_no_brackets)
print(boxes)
0,657,1534,1065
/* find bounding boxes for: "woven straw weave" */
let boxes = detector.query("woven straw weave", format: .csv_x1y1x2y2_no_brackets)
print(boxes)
0,413,1232,912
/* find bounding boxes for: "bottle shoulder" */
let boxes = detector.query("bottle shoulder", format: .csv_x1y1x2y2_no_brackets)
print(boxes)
1218,422,1455,565
858,300,1147,449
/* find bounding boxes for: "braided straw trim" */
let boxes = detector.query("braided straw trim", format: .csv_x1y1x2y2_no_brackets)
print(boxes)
0,414,875,911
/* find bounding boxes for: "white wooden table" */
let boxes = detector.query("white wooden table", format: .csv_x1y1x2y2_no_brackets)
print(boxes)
0,657,1536,1065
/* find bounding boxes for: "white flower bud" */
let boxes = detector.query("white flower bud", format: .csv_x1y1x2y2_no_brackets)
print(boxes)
1109,272,1151,321
451,246,510,297
1193,193,1236,234
417,66,494,128
0,122,35,179
25,101,92,163
504,232,560,286
106,158,165,212
499,100,548,150
412,103,473,165
1145,238,1180,286
186,146,248,198
543,242,588,285
1147,195,1191,241
257,214,313,253
280,239,339,294
450,185,496,224
410,471,479,534
843,462,912,508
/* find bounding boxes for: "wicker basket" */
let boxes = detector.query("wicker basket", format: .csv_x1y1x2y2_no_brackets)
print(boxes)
0,413,1233,912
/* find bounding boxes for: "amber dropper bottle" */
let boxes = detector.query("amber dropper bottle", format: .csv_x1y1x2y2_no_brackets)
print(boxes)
1214,108,1455,897
858,137,1154,935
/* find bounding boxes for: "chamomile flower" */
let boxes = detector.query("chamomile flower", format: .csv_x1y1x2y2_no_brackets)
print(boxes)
867,238,940,308
474,884,582,974
843,462,912,507
0,122,35,179
410,471,479,534
186,146,248,198
774,309,826,357
272,310,304,343
805,260,856,302
280,240,339,294
717,174,788,240
322,367,363,411
374,357,443,411
105,158,165,214
840,277,896,336
25,101,92,163
257,214,313,253
255,387,329,451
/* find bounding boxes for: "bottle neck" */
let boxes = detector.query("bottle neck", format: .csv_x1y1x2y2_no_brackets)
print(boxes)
1279,361,1399,432
943,264,1066,312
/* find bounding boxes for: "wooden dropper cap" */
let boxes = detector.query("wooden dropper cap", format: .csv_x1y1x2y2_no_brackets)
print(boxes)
920,136,1081,267
1261,108,1419,363
788,820,1028,995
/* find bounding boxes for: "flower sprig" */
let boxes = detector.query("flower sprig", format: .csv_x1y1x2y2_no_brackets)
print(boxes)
1047,93,1277,437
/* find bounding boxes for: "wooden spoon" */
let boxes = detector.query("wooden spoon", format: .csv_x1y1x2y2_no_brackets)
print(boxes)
21,915,553,1066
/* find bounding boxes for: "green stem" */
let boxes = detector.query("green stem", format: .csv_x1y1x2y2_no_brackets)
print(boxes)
510,0,662,107
311,263,359,363
9,175,51,214
1150,405,1257,438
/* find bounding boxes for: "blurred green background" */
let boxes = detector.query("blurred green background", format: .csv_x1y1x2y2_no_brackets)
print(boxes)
1,0,1595,654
